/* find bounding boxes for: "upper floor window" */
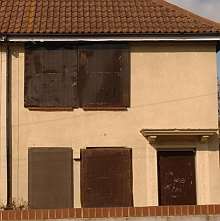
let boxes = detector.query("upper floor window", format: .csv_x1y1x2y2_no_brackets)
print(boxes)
25,43,130,109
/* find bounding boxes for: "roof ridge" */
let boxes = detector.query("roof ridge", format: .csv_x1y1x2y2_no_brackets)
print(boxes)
155,0,220,32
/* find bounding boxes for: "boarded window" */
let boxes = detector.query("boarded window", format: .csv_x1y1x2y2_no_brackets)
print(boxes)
81,148,133,208
25,43,130,108
25,43,78,108
28,148,73,209
158,151,197,205
79,44,130,108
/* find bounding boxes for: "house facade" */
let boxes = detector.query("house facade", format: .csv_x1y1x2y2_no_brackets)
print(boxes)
0,0,220,209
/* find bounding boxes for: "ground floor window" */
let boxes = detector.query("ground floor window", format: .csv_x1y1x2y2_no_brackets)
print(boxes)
157,150,197,205
80,147,133,207
28,148,73,209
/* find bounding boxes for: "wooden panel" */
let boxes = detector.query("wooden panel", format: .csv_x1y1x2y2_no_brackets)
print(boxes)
81,148,133,207
24,43,78,108
28,148,73,209
158,151,197,205
79,44,130,108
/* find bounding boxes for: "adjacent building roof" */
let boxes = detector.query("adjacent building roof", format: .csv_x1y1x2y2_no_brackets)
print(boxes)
0,0,219,35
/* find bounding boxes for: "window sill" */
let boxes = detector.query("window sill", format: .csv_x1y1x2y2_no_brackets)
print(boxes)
83,107,128,111
27,107,74,111
26,107,129,112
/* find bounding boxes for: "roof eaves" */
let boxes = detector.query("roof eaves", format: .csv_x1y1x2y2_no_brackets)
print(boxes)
2,33,220,42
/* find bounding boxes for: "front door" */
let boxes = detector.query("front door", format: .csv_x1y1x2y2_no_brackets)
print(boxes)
158,151,196,205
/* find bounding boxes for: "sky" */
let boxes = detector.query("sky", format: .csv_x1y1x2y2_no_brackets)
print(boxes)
167,0,220,77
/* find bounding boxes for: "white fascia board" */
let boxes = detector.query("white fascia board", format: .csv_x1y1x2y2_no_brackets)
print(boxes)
1,35,220,42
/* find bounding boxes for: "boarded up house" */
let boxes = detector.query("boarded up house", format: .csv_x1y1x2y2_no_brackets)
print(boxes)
0,0,220,209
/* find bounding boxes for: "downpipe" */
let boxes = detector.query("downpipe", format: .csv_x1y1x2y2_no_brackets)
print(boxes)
5,40,13,209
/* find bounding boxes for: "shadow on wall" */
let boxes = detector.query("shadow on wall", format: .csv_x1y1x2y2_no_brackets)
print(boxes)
131,42,215,53
217,46,220,71
218,46,220,162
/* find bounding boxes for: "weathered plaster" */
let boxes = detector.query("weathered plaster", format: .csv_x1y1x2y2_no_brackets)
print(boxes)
0,42,219,206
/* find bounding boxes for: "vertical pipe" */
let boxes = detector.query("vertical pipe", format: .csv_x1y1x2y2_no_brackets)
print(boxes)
6,44,12,209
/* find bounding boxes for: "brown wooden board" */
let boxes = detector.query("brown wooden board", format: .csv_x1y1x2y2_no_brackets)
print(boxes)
80,147,133,208
79,44,130,108
25,43,78,108
158,151,197,205
28,148,73,209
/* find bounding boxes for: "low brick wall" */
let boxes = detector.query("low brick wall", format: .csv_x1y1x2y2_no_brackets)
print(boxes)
1,205,220,220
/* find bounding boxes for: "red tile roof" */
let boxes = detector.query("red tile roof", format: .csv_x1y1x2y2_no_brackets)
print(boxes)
0,0,219,35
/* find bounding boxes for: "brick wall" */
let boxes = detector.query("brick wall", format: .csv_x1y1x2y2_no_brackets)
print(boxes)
0,205,220,220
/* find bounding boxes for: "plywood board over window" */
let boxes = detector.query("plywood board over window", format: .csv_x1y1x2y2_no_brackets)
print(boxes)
80,147,133,208
28,148,73,209
79,44,130,108
158,151,197,205
24,43,130,109
25,43,78,108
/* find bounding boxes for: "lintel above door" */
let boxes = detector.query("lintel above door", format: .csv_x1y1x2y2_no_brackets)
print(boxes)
140,129,218,145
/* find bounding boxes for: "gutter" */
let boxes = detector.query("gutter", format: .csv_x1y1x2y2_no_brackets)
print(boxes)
1,37,13,209
1,34,220,42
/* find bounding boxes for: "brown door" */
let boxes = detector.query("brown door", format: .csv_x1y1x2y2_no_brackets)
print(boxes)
28,148,73,209
158,151,196,205
81,148,133,208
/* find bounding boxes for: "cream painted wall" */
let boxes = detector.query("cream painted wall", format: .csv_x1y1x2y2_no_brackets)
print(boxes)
0,42,219,207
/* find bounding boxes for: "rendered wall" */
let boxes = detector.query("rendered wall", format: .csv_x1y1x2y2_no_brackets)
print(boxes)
0,42,219,207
